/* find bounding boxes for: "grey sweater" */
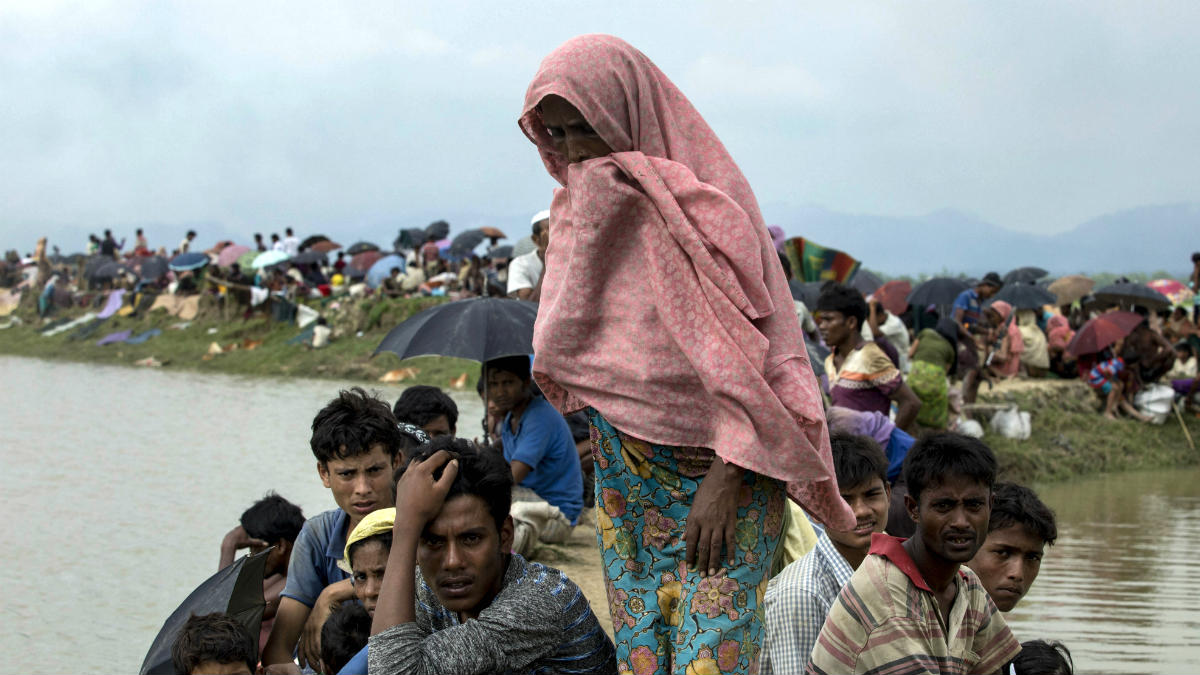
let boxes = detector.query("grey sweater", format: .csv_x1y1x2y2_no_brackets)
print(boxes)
368,554,616,675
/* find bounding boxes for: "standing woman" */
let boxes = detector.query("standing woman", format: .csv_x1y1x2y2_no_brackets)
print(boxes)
519,35,853,674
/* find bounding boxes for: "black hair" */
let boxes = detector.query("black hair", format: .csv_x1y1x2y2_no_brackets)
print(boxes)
777,252,793,280
254,233,263,240
285,227,294,235
1013,640,1074,675
239,492,306,544
319,603,371,675
989,482,1057,545
347,531,393,571
171,612,256,675
393,385,459,432
483,355,531,382
816,283,868,328
186,230,196,237
136,228,143,235
1192,252,1200,263
310,387,402,464
830,431,889,490
532,219,547,237
399,436,513,531
902,431,997,502
271,233,279,241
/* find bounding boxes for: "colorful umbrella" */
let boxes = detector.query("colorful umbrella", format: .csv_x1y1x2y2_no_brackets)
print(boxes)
1066,311,1143,357
1046,275,1094,306
217,245,251,268
1147,278,1193,306
299,234,329,250
235,250,259,273
351,250,383,272
310,240,342,253
872,280,912,315
250,250,289,269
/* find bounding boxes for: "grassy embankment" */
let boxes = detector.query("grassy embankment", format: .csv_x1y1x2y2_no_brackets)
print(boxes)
3,294,1197,484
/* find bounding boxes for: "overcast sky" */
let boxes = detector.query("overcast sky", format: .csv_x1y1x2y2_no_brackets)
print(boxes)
2,1,1197,251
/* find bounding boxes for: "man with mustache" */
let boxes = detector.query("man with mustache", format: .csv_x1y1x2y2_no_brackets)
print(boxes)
761,432,892,674
808,432,1020,675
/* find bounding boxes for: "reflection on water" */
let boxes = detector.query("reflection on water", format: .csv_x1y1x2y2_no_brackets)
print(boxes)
0,356,482,675
1005,467,1200,674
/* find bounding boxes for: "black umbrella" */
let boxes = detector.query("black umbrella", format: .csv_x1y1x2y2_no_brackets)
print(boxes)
992,283,1058,310
1092,282,1171,311
137,256,169,281
139,549,270,675
1003,267,1049,284
450,230,486,256
487,245,513,259
907,277,970,308
93,261,133,281
83,256,109,281
299,234,329,250
424,220,450,241
396,228,428,250
375,297,538,363
289,250,328,265
789,280,823,309
346,242,380,255
849,269,883,296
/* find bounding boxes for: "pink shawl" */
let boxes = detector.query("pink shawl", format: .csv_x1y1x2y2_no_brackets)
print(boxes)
519,34,853,529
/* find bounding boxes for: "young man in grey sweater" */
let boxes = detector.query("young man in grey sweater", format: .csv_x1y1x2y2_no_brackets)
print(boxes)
369,437,616,675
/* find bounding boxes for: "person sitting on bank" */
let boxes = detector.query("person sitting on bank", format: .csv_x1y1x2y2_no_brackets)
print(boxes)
262,388,403,674
393,385,459,439
483,355,583,556
218,492,307,653
380,267,405,297
968,482,1058,612
817,283,922,433
368,438,617,674
761,432,892,674
808,432,1021,675
172,612,257,675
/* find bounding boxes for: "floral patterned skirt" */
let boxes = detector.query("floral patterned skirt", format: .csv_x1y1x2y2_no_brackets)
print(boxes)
588,409,784,675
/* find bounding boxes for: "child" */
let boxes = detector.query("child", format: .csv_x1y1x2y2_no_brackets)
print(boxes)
325,507,398,675
171,612,256,675
320,603,371,675
1013,640,1074,675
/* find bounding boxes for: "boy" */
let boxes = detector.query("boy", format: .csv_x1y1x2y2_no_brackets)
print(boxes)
762,433,892,674
171,612,256,675
968,482,1057,612
368,437,617,674
808,432,1020,675
393,385,459,438
262,388,403,674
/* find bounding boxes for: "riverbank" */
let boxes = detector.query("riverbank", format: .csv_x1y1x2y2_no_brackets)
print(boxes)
2,296,1197,485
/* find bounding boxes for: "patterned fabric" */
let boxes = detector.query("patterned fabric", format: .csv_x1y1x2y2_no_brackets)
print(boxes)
761,531,855,675
781,236,860,284
824,342,902,417
1088,356,1124,394
590,411,784,675
987,300,1024,378
807,534,1021,675
519,34,852,531
908,360,949,430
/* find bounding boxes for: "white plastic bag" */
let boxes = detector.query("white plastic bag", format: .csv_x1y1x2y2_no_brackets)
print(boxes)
955,418,985,439
1134,384,1174,424
990,406,1032,440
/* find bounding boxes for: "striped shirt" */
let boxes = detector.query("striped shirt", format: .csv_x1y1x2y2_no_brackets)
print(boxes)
367,553,616,675
808,534,1020,675
762,531,855,674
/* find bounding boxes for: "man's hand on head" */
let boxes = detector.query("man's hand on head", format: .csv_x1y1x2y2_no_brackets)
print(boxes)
219,525,267,570
395,450,460,532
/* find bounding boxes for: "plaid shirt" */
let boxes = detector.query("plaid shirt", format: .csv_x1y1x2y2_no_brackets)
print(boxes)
762,531,855,674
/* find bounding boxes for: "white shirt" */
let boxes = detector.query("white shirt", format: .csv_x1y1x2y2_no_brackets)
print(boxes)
272,240,285,252
282,236,300,256
507,251,543,295
863,311,911,373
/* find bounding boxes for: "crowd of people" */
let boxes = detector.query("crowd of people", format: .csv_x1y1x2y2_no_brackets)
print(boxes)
4,33,1197,675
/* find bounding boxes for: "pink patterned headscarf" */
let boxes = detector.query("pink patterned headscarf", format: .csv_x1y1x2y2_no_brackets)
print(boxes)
519,34,852,529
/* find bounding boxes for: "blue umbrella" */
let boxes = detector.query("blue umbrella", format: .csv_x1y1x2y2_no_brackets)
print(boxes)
251,250,289,269
366,254,406,289
169,252,209,272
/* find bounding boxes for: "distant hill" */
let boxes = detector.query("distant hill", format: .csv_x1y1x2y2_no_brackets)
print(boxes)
767,202,1200,278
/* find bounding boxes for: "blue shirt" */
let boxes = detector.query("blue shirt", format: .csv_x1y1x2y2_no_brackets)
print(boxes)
337,645,368,675
280,508,351,608
500,396,584,524
952,288,982,329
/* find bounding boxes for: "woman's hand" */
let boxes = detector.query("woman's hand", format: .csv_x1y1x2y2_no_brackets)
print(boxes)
685,458,744,577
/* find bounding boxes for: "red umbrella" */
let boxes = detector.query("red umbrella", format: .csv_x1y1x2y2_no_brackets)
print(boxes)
1066,311,1143,357
872,280,912,316
351,250,383,271
310,240,342,253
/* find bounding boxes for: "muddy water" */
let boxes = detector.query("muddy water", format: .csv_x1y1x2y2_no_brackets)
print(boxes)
1,355,1197,674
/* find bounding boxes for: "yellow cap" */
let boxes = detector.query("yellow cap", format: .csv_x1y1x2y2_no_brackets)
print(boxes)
338,507,396,573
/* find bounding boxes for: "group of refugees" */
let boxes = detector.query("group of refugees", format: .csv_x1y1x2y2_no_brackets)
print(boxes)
161,35,1097,675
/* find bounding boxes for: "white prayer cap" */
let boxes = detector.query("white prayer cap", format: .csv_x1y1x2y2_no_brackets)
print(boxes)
530,209,551,225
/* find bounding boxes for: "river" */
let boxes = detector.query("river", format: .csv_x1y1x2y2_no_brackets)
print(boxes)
1,355,1198,674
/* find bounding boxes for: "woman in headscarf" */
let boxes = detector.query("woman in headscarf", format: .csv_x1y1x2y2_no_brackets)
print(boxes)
1016,308,1050,377
985,300,1024,379
519,35,852,674
906,316,959,429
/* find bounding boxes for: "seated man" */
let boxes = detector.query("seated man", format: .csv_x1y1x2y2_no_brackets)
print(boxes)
762,432,892,674
219,492,307,652
368,438,617,674
808,432,1020,675
172,612,257,675
483,355,583,556
393,385,459,438
262,388,403,674
968,482,1057,612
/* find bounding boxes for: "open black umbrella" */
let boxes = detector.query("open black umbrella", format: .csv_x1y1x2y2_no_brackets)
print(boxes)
487,245,513,259
907,277,970,308
139,549,270,675
789,280,823,309
1003,267,1049,284
299,234,329,250
289,250,328,265
450,230,486,256
346,242,380,255
93,261,133,281
1092,282,1171,311
849,269,883,296
375,297,538,362
424,220,451,241
396,228,428,250
992,283,1058,310
83,256,110,281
